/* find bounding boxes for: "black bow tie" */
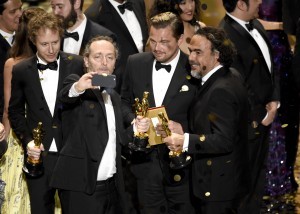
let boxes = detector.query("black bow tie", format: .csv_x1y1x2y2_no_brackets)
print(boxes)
245,20,254,31
155,61,171,73
64,31,79,41
37,61,58,71
118,1,133,14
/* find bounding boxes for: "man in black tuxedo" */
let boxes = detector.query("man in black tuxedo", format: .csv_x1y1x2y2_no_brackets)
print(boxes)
50,0,116,56
164,26,249,214
219,0,279,213
282,0,300,189
8,13,84,214
85,0,148,92
0,0,22,121
121,12,197,214
50,36,126,214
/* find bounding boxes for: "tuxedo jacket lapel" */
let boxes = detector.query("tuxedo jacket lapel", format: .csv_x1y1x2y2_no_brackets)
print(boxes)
162,52,189,107
225,15,272,74
29,57,53,119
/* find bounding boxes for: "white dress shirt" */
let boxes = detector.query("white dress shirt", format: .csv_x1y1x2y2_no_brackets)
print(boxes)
108,0,144,52
37,55,60,152
63,15,87,55
226,13,272,72
152,50,181,107
0,29,14,46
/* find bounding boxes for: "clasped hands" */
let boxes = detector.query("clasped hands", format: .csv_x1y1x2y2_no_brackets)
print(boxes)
27,141,44,160
135,117,185,152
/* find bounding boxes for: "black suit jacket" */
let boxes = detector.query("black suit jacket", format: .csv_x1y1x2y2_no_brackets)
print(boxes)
282,0,300,35
8,52,84,151
121,51,198,185
219,15,279,126
0,35,11,121
85,0,148,92
188,67,249,201
50,74,126,198
62,18,116,55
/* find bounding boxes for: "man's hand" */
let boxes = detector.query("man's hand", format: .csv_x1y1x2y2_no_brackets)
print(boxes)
261,101,278,126
135,115,150,133
156,120,184,138
27,141,45,160
164,133,184,152
75,72,98,93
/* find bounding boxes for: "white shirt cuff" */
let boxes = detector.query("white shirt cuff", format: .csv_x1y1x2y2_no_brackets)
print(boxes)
183,133,189,152
69,83,85,97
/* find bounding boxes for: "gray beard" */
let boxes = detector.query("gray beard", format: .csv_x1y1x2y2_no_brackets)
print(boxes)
191,70,201,79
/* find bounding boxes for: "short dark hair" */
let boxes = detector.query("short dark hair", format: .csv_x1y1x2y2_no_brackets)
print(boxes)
0,0,9,15
222,0,249,13
194,26,236,67
149,12,184,40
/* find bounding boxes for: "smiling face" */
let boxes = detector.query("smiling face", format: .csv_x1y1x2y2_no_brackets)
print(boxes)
188,34,220,78
178,0,195,22
0,0,22,33
149,25,182,63
35,28,61,63
84,40,116,75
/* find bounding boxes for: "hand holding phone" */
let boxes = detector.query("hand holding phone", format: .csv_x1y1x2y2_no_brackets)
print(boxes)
92,74,116,88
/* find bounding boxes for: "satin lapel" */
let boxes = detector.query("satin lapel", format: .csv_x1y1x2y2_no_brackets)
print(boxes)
197,67,227,98
225,15,271,74
131,0,147,44
162,52,189,107
143,56,156,107
105,0,139,52
0,35,10,50
29,57,53,118
253,21,274,72
80,20,91,55
53,52,69,119
92,89,107,121
109,90,122,142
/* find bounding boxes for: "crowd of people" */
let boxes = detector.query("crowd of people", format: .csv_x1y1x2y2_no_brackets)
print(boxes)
0,0,299,214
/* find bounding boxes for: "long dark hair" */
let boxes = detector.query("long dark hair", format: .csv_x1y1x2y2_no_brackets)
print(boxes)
148,0,201,26
9,7,45,59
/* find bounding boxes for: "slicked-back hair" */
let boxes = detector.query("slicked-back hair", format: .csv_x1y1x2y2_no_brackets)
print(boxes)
222,0,249,13
194,26,236,67
0,0,8,15
149,12,184,40
28,12,64,44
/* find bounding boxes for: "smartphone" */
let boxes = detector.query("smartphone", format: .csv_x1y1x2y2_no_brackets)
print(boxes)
92,74,116,88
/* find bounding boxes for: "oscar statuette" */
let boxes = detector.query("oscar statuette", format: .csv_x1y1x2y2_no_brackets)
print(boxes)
158,112,192,169
23,122,44,177
128,91,152,152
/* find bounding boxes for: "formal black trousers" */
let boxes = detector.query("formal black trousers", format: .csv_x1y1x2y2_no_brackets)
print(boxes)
239,124,270,214
130,149,195,214
26,152,59,214
59,177,122,214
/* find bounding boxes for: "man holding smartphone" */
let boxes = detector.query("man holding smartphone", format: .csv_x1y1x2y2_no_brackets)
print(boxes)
50,36,127,214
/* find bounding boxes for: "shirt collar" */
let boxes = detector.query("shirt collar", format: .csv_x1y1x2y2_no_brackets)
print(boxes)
66,14,87,37
201,65,223,85
226,12,251,32
154,49,181,73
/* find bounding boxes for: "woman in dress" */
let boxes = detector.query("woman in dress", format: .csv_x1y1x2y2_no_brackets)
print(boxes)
148,0,205,54
0,7,44,213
